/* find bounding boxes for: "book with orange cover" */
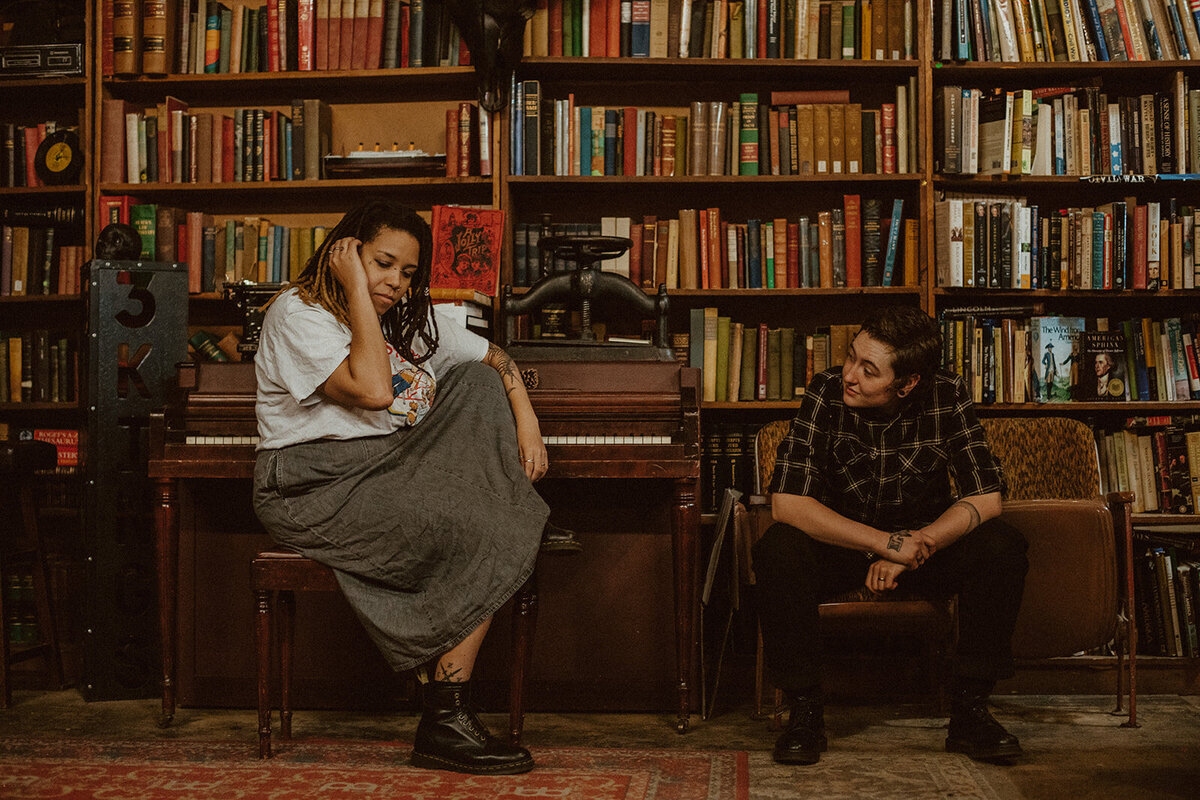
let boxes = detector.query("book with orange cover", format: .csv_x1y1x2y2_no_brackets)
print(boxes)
843,194,862,288
431,206,505,296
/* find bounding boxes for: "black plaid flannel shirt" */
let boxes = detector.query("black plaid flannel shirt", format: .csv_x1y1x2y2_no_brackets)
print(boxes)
768,368,1004,532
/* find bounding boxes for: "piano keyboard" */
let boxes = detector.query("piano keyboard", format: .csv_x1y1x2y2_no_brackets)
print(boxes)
542,435,672,445
185,435,260,445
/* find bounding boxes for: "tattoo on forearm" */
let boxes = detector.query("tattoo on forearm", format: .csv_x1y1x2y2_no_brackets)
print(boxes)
953,499,982,534
887,530,910,552
435,662,465,682
487,343,522,388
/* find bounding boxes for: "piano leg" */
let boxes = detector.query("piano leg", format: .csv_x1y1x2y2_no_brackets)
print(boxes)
671,477,700,734
153,477,178,728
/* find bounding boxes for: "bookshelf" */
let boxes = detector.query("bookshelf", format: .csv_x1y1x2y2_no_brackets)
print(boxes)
0,0,90,688
37,0,1195,690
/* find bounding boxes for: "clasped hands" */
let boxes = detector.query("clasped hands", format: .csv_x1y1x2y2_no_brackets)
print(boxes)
865,529,936,593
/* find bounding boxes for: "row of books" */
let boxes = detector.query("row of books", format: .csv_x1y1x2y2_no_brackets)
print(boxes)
938,313,1200,404
1133,532,1200,658
514,199,915,290
691,311,808,403
0,331,79,404
1098,422,1199,513
2,123,79,189
511,83,918,176
108,0,467,76
935,80,1200,176
4,573,42,645
934,196,1200,290
523,0,918,60
0,228,86,298
701,421,759,513
937,0,1200,62
101,97,332,185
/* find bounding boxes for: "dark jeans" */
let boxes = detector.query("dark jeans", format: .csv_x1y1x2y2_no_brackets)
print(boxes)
751,518,1029,694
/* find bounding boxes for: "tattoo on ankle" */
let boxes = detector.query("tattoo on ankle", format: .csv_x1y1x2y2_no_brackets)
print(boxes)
436,663,465,682
887,530,910,552
953,500,982,533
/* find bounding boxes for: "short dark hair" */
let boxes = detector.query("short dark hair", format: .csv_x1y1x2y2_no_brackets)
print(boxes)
857,306,942,395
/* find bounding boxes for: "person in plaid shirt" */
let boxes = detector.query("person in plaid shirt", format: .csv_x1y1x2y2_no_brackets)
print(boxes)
753,305,1028,766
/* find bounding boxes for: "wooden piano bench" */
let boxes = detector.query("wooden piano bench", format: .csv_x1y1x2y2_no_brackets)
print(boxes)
251,551,540,759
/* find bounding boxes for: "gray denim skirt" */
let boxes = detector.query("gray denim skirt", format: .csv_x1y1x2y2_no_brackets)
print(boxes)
252,361,548,671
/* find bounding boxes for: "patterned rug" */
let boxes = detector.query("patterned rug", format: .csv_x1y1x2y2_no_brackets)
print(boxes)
0,737,748,800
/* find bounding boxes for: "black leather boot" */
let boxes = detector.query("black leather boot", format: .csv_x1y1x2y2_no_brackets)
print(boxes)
945,691,1023,761
411,681,535,774
541,521,583,554
772,692,827,765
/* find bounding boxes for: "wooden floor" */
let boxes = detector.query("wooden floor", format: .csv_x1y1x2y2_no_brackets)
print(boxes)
0,689,1197,798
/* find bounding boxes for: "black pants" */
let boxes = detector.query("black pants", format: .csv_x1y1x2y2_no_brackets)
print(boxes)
751,518,1029,694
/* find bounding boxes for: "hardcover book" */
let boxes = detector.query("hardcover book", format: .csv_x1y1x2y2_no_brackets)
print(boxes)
430,205,504,296
1028,316,1085,402
1079,329,1130,401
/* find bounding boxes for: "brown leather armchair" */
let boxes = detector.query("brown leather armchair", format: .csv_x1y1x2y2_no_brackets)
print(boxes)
737,416,1138,727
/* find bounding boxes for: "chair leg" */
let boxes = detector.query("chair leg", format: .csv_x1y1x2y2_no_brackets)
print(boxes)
255,589,272,759
280,590,295,741
509,571,538,746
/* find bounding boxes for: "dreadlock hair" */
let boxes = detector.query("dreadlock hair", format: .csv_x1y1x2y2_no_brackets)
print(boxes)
289,199,438,364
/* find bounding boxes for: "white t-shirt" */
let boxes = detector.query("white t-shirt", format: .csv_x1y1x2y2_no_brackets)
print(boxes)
255,288,489,450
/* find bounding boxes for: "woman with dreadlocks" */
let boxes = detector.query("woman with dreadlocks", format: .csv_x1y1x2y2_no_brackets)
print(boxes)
252,200,547,775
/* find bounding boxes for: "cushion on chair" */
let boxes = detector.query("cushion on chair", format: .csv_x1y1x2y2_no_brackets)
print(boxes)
980,417,1101,501
1002,499,1118,659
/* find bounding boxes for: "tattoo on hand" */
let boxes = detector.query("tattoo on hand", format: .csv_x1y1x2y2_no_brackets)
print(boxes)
953,499,982,533
887,530,910,552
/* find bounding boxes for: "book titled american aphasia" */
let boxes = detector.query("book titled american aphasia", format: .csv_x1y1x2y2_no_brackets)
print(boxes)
1028,316,1085,402
430,205,504,296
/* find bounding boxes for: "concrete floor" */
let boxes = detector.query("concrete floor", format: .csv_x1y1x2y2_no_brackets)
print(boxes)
1,690,1197,798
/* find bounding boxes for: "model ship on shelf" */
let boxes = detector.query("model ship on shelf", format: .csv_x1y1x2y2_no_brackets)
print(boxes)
323,144,447,178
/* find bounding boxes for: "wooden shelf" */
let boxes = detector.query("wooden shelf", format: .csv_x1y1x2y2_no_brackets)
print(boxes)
0,76,87,91
0,294,82,304
975,402,1200,413
703,401,801,410
672,286,920,297
519,56,922,82
0,185,87,196
933,60,1200,76
101,177,490,194
103,66,477,102
0,402,80,412
508,173,921,185
935,287,1200,297
1131,514,1200,526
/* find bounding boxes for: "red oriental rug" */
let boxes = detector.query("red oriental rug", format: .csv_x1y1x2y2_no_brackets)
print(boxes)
0,736,749,800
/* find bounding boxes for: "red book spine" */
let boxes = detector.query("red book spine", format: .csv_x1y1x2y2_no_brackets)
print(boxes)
698,208,710,289
1133,202,1148,290
458,102,473,176
340,1,357,70
736,224,747,287
399,5,409,66
1153,431,1172,510
757,0,768,59
176,220,191,288
267,0,282,71
327,0,341,69
881,103,896,174
757,322,768,400
622,107,638,175
102,0,115,76
607,0,620,56
222,116,235,182
187,211,204,293
844,194,862,288
23,127,41,187
787,222,800,288
708,207,723,288
352,1,369,69
549,0,563,56
263,114,274,180
458,36,471,65
445,108,459,177
316,0,329,69
299,0,315,69
590,0,607,55
641,216,657,288
629,218,643,286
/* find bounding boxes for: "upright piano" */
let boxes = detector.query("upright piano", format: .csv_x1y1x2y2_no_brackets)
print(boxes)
148,350,702,729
